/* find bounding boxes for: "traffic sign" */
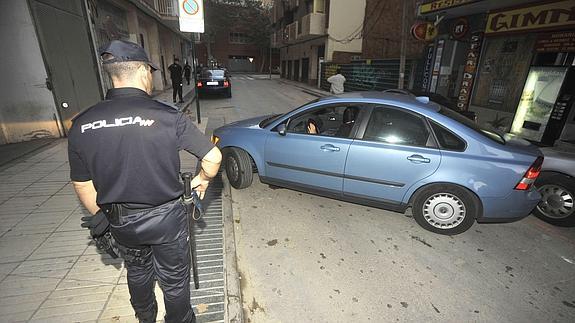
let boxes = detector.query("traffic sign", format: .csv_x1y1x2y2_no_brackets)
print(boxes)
179,0,204,33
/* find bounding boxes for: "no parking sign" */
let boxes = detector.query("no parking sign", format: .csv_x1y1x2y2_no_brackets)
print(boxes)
179,0,204,33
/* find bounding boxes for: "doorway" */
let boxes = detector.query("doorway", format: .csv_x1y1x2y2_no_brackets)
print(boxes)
301,58,309,83
29,0,102,133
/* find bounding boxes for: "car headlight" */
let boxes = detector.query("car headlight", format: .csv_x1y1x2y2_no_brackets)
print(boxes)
211,135,220,145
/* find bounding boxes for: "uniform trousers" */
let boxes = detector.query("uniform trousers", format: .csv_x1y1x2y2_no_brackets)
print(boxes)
110,200,194,323
172,81,183,102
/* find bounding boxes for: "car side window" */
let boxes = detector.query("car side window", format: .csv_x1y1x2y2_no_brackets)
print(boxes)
430,121,466,151
363,107,430,147
287,105,360,138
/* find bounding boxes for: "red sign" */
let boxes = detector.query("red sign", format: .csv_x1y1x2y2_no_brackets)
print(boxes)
457,32,483,110
451,18,469,39
535,31,575,52
411,22,428,41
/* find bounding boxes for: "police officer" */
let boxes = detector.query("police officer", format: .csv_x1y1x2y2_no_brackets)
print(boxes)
168,58,184,103
68,40,222,323
183,61,192,85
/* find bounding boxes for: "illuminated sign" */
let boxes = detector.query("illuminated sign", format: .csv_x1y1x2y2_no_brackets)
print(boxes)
419,0,480,15
486,0,575,35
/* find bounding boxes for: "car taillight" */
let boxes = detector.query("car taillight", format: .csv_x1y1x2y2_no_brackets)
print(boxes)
515,156,544,190
223,81,229,87
197,81,203,87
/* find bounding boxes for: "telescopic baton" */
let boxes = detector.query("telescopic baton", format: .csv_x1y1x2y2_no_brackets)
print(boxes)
182,172,203,289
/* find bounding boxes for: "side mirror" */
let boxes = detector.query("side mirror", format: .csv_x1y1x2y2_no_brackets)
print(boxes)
277,124,286,136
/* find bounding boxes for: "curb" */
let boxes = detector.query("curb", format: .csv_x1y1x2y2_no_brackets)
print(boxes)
278,80,329,98
222,175,244,323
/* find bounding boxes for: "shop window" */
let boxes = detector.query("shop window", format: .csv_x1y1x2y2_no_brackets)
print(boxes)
488,80,506,105
472,34,536,113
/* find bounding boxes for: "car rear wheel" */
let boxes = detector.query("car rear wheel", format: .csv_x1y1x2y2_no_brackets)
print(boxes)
224,148,253,189
534,172,575,227
412,184,478,235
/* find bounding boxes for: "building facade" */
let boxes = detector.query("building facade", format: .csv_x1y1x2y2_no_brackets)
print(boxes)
361,0,424,60
416,0,575,146
195,0,276,73
0,0,192,144
272,0,366,85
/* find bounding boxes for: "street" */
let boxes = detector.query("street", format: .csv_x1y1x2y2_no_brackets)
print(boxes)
204,75,575,323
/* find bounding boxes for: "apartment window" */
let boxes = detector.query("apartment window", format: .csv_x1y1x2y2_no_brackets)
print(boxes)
229,32,251,44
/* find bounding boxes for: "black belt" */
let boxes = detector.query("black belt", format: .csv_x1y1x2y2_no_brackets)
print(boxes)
100,198,180,224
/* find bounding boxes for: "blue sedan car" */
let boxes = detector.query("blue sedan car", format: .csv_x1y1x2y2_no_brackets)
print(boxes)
212,92,543,235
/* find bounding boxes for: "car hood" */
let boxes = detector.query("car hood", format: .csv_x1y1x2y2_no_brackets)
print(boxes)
502,133,542,157
219,115,270,130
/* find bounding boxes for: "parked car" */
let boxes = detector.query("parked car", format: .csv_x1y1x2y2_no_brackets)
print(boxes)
212,92,543,235
197,68,232,98
534,143,575,227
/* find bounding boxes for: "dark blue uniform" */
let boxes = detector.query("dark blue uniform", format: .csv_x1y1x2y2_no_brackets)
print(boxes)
168,63,184,103
68,87,213,323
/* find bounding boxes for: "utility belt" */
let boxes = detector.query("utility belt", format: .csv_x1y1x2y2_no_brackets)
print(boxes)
99,198,180,226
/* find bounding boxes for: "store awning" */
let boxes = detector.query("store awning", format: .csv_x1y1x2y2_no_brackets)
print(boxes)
418,0,542,19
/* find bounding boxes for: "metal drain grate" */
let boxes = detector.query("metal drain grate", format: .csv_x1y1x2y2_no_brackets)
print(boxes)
191,172,225,323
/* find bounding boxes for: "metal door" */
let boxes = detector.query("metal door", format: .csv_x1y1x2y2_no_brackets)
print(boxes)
29,0,102,134
301,58,309,83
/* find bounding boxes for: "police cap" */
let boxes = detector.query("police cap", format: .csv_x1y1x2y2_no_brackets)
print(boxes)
99,40,158,71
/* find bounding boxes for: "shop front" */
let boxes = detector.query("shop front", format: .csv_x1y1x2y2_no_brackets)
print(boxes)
417,0,575,146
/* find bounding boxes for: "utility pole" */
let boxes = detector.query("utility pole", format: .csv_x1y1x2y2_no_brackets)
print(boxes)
398,0,408,89
191,33,201,124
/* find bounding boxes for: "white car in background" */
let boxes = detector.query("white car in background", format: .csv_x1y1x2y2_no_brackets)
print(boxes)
535,142,575,227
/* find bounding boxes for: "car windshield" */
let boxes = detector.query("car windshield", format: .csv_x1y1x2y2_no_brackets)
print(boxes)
202,70,225,77
259,114,283,128
439,107,506,144
259,98,320,128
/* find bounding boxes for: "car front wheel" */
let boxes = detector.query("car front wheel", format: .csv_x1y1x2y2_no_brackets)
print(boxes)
412,184,478,235
534,172,575,227
224,148,253,189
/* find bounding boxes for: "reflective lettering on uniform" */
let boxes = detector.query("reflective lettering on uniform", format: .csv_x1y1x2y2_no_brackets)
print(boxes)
118,117,132,126
92,120,105,130
80,116,155,133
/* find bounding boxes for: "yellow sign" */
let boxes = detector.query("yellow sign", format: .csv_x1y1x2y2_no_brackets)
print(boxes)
486,0,575,34
419,0,479,14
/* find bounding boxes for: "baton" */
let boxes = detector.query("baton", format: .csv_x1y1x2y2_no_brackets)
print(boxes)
182,172,200,290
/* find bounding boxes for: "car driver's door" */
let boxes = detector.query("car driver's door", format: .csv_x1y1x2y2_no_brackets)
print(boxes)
264,104,357,195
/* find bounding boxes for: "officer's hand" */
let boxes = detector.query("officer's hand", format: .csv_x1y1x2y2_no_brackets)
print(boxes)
81,210,110,238
190,175,210,199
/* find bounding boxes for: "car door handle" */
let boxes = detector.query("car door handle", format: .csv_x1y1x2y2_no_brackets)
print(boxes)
320,144,340,152
407,155,430,163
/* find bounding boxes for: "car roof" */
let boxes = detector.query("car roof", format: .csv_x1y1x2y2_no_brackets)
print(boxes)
317,91,441,113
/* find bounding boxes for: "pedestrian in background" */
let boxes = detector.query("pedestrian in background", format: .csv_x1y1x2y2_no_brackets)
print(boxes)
68,40,222,323
327,68,346,94
168,58,184,103
184,61,192,85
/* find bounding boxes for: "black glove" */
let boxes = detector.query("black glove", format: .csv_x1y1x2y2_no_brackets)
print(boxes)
81,210,110,238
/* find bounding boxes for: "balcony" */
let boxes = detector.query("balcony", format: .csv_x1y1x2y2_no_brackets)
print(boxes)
297,13,325,40
154,0,178,19
284,21,298,43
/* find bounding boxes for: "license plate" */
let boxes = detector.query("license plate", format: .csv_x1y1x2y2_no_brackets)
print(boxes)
207,81,219,85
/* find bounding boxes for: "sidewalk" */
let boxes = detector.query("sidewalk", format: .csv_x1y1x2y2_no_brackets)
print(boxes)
0,85,229,322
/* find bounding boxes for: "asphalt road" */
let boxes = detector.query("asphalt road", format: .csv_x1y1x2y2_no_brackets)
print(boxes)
202,74,575,323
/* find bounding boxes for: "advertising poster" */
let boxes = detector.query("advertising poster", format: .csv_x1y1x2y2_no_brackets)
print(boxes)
511,66,568,142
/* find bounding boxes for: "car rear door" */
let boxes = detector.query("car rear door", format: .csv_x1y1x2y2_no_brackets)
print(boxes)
264,103,357,195
343,105,441,204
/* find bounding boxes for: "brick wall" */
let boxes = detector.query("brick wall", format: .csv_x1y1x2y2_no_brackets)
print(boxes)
361,0,424,60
